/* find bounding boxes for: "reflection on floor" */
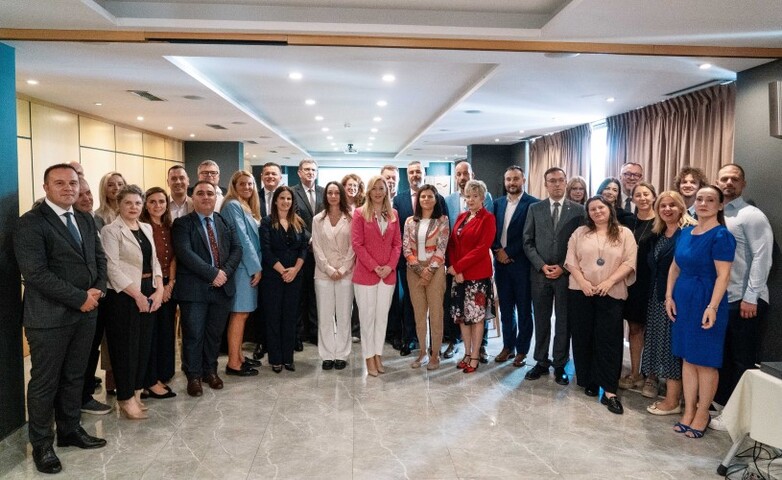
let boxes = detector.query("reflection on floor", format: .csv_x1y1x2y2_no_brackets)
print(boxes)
0,336,734,479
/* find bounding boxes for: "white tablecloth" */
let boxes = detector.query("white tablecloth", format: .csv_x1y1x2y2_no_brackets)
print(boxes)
721,368,782,448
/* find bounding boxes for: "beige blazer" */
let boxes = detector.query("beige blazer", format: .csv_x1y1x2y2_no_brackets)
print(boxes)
102,217,163,293
311,211,355,281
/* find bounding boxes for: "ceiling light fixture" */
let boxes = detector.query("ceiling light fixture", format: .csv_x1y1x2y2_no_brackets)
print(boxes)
369,136,375,141
167,126,173,130
699,63,712,70
606,97,615,102
373,116,382,122
371,128,378,133
321,127,329,132
326,135,333,140
518,130,525,134
382,74,396,83
315,115,324,121
189,133,195,138
305,99,316,106
26,79,39,85
289,72,303,80
376,100,387,107
137,116,144,121
494,138,500,142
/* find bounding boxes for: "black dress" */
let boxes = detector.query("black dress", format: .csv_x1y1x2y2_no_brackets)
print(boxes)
623,217,655,325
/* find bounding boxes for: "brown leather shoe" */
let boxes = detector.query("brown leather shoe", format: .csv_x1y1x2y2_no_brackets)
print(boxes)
495,347,514,363
512,354,527,367
187,378,203,397
202,373,224,389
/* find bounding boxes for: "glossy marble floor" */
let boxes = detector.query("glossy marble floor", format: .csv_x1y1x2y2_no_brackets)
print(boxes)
0,335,737,479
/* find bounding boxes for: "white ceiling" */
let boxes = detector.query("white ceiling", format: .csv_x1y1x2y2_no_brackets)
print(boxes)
3,0,781,167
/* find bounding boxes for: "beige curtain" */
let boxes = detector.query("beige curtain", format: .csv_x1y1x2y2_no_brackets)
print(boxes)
606,83,735,193
528,124,591,198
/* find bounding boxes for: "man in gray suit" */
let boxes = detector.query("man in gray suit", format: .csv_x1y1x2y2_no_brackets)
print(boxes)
15,164,108,474
523,167,584,385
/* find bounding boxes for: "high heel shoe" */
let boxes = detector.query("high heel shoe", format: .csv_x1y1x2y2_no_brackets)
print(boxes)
118,400,148,420
375,355,385,374
457,355,471,370
134,390,149,411
463,359,479,374
366,358,378,377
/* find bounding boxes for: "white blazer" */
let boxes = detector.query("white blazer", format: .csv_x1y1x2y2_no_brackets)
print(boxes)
102,217,163,293
311,211,355,281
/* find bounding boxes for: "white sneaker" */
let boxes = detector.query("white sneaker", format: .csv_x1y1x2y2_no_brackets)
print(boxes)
708,413,727,431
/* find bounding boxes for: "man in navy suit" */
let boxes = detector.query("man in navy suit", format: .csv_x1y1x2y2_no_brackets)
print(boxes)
173,181,242,397
492,166,538,367
392,161,448,356
15,164,108,474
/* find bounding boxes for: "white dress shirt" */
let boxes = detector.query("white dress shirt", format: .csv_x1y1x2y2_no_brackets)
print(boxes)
723,197,773,304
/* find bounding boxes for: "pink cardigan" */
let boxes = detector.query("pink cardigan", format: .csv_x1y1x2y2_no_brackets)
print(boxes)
351,207,402,286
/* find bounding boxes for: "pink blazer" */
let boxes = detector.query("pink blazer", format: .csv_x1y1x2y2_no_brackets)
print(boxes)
351,207,402,286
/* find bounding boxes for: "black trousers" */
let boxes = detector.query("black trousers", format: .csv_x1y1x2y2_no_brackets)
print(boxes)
531,271,571,368
265,273,303,365
569,290,624,394
714,299,768,405
144,284,177,387
297,252,318,342
179,290,231,380
105,286,154,401
81,302,108,404
26,315,95,447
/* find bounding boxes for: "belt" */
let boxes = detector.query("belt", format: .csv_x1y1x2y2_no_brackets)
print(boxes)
141,273,153,279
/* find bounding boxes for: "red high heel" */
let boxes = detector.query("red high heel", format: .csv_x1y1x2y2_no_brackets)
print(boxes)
463,358,480,374
457,355,471,369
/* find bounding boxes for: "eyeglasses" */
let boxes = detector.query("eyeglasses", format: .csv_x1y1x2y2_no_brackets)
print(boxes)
199,171,219,177
622,172,642,180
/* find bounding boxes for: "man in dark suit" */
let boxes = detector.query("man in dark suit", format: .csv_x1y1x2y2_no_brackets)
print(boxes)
392,161,448,356
291,159,324,348
14,164,108,474
492,166,538,368
523,167,585,385
173,180,242,397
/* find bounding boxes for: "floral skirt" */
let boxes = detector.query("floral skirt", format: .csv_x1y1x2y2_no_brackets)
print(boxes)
450,277,493,325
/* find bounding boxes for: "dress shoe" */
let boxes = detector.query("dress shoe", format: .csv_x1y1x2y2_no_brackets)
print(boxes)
187,378,203,397
601,394,624,414
118,399,148,420
375,356,385,373
334,360,347,370
391,337,403,350
322,360,335,370
57,427,107,449
463,359,479,373
146,388,176,399
252,344,265,360
554,367,569,386
646,401,682,416
512,353,526,367
284,363,296,372
478,346,489,364
495,347,514,363
226,365,259,376
202,373,224,389
525,363,549,380
442,342,457,359
244,356,262,367
32,445,61,474
295,339,304,352
272,365,283,374
584,385,599,397
366,358,378,377
457,355,470,369
400,343,412,357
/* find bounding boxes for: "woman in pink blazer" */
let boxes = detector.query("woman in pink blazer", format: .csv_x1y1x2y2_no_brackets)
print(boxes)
352,175,402,377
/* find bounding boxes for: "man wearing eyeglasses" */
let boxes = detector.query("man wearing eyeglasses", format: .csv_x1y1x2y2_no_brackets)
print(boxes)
619,163,643,213
197,160,224,211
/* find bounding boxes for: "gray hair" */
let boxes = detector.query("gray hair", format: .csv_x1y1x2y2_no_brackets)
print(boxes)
464,179,487,198
198,159,219,171
117,184,145,204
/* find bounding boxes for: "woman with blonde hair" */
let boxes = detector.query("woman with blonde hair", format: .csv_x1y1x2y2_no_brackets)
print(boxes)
95,171,127,226
566,176,588,205
221,171,263,376
351,176,402,376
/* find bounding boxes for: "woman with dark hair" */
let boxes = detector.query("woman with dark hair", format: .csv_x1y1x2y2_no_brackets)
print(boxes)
139,187,177,399
565,196,637,414
341,173,365,212
260,186,310,373
102,185,164,419
221,171,263,377
403,184,450,370
566,176,588,205
596,176,633,226
666,186,734,438
447,180,496,374
312,181,355,370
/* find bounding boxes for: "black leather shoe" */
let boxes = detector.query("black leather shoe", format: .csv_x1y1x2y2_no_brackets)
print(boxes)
525,363,549,380
601,394,624,414
244,356,262,367
284,363,296,372
57,427,107,449
584,386,599,397
478,347,489,364
391,337,403,350
272,365,283,374
334,360,347,370
442,342,456,359
400,343,412,357
322,360,335,370
294,339,304,352
253,344,265,360
146,388,176,399
226,365,259,376
554,367,569,386
32,445,61,474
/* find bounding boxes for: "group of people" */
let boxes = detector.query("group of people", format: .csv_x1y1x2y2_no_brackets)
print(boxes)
14,156,772,474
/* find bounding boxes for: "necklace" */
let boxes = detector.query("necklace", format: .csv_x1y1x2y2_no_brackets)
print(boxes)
633,218,652,242
595,231,607,266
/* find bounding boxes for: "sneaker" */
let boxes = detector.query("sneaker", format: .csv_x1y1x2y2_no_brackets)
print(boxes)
80,398,112,415
708,413,727,431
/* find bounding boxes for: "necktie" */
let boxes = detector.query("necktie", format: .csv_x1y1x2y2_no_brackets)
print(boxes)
308,188,315,211
63,212,82,244
205,217,220,268
552,201,560,227
624,197,633,212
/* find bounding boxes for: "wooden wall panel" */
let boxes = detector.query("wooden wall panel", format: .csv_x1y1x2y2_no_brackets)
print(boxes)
164,138,183,162
30,103,79,199
16,99,30,138
80,148,116,211
143,157,167,190
17,138,33,215
80,116,115,151
115,126,143,156
116,153,144,188
143,133,165,159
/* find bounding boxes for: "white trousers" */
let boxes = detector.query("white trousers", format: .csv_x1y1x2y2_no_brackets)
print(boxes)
354,282,395,359
315,278,354,361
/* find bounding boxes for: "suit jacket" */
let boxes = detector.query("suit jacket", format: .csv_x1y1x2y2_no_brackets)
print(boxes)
447,207,496,281
393,189,448,264
291,183,325,232
101,217,163,292
492,192,539,269
444,191,494,230
260,216,310,273
172,210,242,301
351,207,402,286
260,188,276,219
311,211,355,280
14,201,107,329
221,200,262,275
523,198,585,272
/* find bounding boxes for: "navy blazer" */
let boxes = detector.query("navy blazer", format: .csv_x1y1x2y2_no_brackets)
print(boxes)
492,192,539,268
260,217,310,274
172,211,243,301
14,201,107,329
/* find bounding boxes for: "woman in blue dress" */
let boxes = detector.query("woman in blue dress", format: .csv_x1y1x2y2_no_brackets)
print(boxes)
665,186,735,438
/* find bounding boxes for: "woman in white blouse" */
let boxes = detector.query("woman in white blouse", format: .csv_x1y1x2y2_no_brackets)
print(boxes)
312,181,356,370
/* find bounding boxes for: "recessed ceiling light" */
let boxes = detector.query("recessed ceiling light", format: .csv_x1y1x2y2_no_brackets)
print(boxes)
369,136,375,141
376,100,387,107
137,116,144,121
94,102,103,106
494,138,500,142
166,126,173,130
315,115,324,121
189,133,195,138
373,116,382,122
26,79,39,85
371,128,378,133
699,63,712,70
326,135,333,140
382,74,395,83
321,127,329,132
606,97,615,102
305,99,316,106
252,154,257,158
289,72,303,80
518,130,525,133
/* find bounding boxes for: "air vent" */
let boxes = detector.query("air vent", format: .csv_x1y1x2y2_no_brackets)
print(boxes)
183,95,204,100
206,124,227,130
127,90,166,102
268,150,278,153
245,140,258,144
